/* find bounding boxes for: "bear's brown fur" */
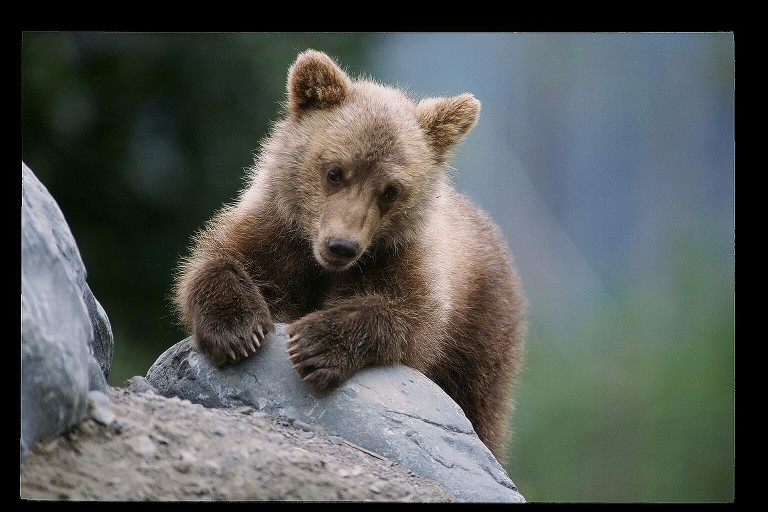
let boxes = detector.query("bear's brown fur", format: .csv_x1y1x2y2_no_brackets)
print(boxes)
174,50,526,461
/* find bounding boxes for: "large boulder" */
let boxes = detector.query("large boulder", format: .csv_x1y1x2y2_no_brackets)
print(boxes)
147,326,525,502
21,162,115,459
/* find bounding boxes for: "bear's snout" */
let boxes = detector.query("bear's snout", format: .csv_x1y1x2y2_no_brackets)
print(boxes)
327,237,360,259
314,235,363,271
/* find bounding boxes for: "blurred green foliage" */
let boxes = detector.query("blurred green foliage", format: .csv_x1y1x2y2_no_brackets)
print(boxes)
21,32,733,503
506,237,734,502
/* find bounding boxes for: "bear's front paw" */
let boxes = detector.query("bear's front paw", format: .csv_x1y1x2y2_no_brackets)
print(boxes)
285,314,355,392
193,313,275,367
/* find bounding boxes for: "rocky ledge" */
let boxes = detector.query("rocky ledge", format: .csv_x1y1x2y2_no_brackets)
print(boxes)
146,328,525,502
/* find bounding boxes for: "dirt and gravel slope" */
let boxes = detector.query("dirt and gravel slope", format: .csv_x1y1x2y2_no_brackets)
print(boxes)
20,386,456,502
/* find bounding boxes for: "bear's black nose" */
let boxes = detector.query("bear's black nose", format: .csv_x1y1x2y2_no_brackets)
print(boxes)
327,237,360,259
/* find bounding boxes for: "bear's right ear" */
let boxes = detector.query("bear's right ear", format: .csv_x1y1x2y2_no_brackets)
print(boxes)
416,93,480,161
287,50,352,119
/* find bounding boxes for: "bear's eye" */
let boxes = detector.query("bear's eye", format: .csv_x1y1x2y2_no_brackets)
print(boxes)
383,185,399,202
326,167,343,184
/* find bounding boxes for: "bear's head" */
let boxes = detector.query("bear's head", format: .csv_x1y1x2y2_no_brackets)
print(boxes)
259,49,480,272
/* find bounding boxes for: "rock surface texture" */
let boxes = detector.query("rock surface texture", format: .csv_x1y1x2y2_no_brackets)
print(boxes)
146,326,525,502
21,163,114,460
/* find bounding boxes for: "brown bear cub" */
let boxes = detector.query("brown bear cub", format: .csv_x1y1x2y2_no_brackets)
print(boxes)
174,50,526,462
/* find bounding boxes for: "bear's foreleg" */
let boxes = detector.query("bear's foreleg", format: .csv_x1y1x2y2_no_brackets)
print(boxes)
183,258,275,366
285,295,421,392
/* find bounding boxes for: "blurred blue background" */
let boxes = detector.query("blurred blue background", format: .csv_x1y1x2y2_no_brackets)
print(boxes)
21,32,734,502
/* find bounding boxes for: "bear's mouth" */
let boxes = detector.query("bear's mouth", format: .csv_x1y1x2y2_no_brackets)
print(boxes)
315,242,359,271
315,245,357,271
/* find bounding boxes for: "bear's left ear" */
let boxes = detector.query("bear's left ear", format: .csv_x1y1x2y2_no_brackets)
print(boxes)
415,93,480,160
287,50,352,119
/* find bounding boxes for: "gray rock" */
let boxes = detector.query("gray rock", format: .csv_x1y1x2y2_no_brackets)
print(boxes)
21,163,114,460
292,419,313,432
146,325,525,502
87,390,112,409
82,284,114,379
90,405,117,426
130,435,157,456
118,376,159,395
88,390,116,426
21,163,114,378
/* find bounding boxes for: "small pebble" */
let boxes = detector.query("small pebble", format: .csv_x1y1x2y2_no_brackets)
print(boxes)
338,465,363,478
369,485,381,494
204,460,222,476
173,461,193,474
328,436,344,445
267,433,284,444
117,376,158,394
137,460,153,472
320,454,337,465
91,406,116,426
130,435,156,456
302,431,315,440
88,390,116,425
151,432,170,445
171,450,196,462
87,390,111,409
212,425,228,436
111,418,127,433
292,419,313,432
